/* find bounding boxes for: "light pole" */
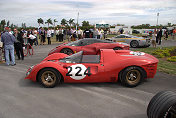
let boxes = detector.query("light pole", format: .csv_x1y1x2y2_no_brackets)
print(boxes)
76,12,79,31
157,13,159,26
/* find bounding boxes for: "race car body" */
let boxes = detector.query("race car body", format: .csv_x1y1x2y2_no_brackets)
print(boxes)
106,34,151,48
48,38,129,55
25,49,158,88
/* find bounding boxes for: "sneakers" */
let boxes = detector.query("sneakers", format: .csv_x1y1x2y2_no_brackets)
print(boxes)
11,64,16,66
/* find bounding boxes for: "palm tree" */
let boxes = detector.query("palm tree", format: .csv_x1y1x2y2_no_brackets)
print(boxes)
45,18,53,27
1,19,6,30
37,18,44,26
53,19,58,31
68,18,75,27
61,18,67,26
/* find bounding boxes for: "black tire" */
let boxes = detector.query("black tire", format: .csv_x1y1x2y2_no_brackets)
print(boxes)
147,91,176,118
60,48,74,55
113,47,122,50
120,66,144,87
38,68,61,88
130,40,139,48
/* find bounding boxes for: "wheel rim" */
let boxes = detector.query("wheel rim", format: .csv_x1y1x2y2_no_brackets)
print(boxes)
126,70,141,85
131,41,138,47
41,71,57,86
164,104,176,118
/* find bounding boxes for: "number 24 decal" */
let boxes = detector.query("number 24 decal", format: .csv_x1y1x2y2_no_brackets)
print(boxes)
66,66,91,76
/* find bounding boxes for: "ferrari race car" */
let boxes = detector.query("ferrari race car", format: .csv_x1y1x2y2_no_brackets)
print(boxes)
106,34,151,48
147,91,176,118
48,38,129,55
25,49,158,88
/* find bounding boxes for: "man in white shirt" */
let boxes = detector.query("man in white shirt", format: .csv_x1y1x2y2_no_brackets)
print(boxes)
55,28,59,41
77,28,83,40
47,28,52,45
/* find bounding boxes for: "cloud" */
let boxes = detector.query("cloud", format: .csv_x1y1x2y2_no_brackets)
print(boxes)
0,0,175,27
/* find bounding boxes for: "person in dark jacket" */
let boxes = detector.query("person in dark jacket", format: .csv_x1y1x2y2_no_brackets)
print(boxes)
13,29,24,60
1,27,16,66
157,28,163,45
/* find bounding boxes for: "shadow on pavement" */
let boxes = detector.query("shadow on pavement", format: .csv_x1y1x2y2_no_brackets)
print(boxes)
124,114,147,118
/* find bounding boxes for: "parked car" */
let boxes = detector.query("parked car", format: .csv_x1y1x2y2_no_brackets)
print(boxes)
25,49,158,88
48,38,129,55
106,34,151,48
132,30,140,34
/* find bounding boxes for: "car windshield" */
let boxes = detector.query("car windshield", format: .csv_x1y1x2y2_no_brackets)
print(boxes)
59,51,83,63
59,51,100,63
65,40,80,46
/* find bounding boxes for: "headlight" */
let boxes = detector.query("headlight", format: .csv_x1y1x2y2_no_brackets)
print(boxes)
26,65,34,76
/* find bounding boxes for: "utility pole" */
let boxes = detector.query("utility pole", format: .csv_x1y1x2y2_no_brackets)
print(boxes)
76,12,79,31
157,13,159,26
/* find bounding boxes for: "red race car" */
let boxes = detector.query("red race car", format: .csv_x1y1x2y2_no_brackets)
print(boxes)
25,49,158,88
48,38,129,55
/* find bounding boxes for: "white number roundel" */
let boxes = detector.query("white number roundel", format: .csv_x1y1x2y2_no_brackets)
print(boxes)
68,64,87,80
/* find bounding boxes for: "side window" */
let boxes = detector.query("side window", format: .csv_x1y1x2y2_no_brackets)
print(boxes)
116,35,125,38
80,40,95,46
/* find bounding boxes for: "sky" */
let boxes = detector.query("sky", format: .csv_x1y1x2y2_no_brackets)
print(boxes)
0,0,176,27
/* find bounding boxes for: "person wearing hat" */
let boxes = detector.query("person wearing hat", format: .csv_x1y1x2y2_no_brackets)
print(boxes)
1,27,16,66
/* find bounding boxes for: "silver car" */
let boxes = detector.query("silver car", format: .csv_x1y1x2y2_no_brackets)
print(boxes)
107,34,151,48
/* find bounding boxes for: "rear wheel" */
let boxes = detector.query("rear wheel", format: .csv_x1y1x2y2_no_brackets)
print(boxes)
120,66,144,87
38,68,61,88
60,48,74,55
147,91,176,118
130,40,139,48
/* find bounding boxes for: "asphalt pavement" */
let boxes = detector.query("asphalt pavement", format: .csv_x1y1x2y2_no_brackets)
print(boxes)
0,43,176,118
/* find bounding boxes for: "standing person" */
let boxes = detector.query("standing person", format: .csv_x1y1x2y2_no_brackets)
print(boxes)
58,28,63,42
93,28,98,39
151,29,157,48
51,28,54,37
47,28,51,45
164,29,168,40
13,29,24,60
33,29,38,46
77,27,83,39
55,28,59,41
1,27,16,66
156,29,159,43
40,28,46,45
83,28,92,38
157,28,163,45
72,28,77,41
173,28,176,40
97,28,101,39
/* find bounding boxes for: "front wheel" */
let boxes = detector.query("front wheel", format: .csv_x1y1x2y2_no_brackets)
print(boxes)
120,66,144,87
130,40,139,48
38,68,61,88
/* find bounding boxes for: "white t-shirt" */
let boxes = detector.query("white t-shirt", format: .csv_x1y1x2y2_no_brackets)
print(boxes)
29,34,36,40
47,30,52,37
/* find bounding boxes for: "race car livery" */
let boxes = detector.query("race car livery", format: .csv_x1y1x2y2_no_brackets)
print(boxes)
25,49,158,88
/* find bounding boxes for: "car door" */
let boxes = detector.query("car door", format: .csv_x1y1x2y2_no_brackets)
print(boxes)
64,54,108,83
115,35,126,42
